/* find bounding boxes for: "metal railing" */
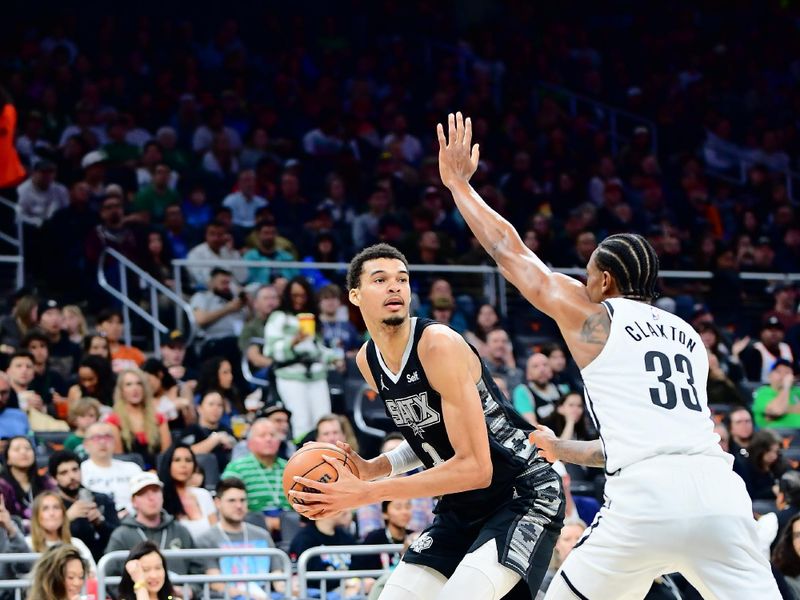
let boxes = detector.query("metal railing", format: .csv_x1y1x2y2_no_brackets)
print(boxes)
352,382,388,439
172,257,502,327
297,543,404,599
96,547,293,600
100,255,800,361
533,82,658,156
0,196,25,290
0,552,38,600
97,247,197,354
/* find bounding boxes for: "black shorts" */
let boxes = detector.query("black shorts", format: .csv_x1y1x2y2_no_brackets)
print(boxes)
402,467,564,598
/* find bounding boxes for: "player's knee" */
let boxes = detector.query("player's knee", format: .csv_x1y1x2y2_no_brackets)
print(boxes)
378,563,446,600
438,564,498,600
379,582,429,600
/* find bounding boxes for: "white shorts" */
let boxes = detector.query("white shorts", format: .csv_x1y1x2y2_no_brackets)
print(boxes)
544,454,781,600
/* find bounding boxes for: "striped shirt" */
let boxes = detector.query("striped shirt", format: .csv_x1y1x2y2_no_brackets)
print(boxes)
221,453,292,512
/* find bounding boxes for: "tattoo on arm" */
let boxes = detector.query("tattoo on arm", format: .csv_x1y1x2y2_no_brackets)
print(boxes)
579,311,611,345
556,440,606,467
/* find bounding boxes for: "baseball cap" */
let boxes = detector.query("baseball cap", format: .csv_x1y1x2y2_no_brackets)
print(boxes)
772,358,795,372
261,403,293,419
38,298,61,316
130,472,164,496
756,236,772,247
33,159,56,172
81,150,107,169
762,315,784,331
163,329,187,347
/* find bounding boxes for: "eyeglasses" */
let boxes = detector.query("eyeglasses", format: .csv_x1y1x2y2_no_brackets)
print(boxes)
86,434,114,442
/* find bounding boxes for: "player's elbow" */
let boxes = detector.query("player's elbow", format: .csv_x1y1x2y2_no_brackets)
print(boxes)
469,461,493,489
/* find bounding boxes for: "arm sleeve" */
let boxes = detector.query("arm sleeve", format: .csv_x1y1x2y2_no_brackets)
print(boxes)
384,440,424,477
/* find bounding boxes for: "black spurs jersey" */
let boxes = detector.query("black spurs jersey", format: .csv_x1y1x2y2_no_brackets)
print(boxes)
365,318,557,519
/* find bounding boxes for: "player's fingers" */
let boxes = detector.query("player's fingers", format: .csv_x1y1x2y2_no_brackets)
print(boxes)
471,143,480,168
464,116,472,147
292,475,333,492
322,454,347,474
448,113,455,147
305,507,328,520
335,440,351,454
292,503,325,517
289,488,330,504
436,123,447,149
456,112,464,144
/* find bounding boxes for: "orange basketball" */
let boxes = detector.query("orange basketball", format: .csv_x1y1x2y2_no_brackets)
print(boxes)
282,443,360,505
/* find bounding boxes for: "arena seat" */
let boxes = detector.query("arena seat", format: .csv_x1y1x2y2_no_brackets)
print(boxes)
353,385,395,439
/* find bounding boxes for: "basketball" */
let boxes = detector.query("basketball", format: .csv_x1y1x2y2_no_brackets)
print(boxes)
282,443,360,505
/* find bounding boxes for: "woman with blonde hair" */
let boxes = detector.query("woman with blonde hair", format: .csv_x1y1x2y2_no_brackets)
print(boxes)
25,491,96,575
105,368,171,469
26,544,87,600
62,306,88,345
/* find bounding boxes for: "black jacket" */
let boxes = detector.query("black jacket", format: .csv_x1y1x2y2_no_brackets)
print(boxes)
61,488,119,561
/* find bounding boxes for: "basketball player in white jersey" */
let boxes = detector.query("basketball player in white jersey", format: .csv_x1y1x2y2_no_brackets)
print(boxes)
437,112,780,599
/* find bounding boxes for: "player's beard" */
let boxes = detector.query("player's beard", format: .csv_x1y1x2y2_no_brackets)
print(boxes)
382,315,405,328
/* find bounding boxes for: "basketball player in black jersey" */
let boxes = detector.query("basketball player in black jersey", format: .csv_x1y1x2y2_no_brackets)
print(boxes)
288,245,564,599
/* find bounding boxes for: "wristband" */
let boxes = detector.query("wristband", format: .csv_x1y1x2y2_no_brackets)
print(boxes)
384,440,423,477
133,581,147,591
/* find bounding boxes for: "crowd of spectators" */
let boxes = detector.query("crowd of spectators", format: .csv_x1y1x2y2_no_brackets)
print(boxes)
0,1,799,598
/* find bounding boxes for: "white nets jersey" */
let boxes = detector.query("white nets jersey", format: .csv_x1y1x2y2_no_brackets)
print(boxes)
581,297,729,474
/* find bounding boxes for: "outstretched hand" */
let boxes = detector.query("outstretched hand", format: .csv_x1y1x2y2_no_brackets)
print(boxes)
437,112,480,189
529,424,559,463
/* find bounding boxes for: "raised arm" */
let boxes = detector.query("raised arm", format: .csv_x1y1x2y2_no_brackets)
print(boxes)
438,113,610,367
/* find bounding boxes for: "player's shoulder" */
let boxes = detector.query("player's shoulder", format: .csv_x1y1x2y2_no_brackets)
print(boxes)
418,323,469,356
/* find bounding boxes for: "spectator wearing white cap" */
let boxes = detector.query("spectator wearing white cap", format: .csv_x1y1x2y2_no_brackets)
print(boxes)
80,149,109,203
104,471,204,591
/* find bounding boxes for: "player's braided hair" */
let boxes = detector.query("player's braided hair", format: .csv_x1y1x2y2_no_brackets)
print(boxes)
594,233,660,302
347,243,409,290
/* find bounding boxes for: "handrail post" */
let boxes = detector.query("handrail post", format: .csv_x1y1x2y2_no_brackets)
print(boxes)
119,259,132,347
174,262,184,332
15,212,23,289
151,283,161,356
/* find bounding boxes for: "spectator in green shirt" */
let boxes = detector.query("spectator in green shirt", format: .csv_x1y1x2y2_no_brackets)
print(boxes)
102,118,140,165
132,163,180,223
221,418,292,537
753,359,800,429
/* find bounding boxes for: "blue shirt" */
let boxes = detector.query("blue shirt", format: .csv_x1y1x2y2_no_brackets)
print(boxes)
0,408,30,437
